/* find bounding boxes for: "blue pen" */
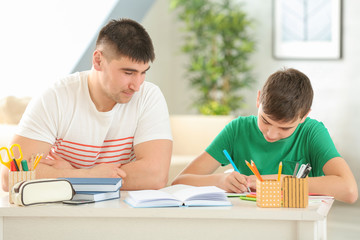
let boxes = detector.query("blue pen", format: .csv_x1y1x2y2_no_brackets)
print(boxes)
223,149,251,192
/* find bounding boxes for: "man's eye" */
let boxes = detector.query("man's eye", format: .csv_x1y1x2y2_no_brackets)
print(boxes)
125,72,133,75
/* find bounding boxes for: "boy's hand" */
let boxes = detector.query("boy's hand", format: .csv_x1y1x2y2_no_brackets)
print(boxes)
218,171,250,193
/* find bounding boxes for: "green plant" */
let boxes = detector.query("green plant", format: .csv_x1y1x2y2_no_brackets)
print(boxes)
171,0,256,115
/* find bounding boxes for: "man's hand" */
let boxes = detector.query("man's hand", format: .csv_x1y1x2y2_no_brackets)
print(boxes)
40,151,127,179
40,151,75,169
88,163,127,179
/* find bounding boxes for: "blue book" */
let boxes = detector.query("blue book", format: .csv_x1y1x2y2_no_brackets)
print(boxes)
64,178,122,192
72,189,121,202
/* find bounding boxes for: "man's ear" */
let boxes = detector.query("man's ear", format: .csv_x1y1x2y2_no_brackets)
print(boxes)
300,109,311,123
93,50,102,71
256,90,261,108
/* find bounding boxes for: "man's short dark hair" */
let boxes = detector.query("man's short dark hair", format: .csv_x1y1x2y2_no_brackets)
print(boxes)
96,18,155,63
259,68,313,122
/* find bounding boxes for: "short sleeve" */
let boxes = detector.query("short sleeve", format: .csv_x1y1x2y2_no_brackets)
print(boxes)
205,120,236,166
16,89,60,144
133,83,172,145
307,121,341,175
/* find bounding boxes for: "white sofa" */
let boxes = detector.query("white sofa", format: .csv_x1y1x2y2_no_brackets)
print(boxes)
0,96,233,187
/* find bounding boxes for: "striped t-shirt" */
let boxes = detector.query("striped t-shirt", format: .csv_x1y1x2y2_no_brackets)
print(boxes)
17,71,172,168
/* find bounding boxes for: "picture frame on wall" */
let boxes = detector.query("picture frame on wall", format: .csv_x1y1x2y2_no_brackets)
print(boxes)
273,0,342,60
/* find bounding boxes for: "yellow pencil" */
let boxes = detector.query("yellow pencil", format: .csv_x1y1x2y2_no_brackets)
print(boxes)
277,161,282,182
33,154,43,170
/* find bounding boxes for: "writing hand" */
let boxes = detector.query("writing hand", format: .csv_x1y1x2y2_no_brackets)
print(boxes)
218,171,250,193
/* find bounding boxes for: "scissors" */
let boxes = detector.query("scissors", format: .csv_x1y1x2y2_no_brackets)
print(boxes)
0,144,24,170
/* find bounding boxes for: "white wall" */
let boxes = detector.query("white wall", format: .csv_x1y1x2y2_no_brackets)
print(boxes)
0,0,118,99
143,0,360,188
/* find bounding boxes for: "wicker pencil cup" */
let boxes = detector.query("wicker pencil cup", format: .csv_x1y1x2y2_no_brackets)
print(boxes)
256,179,281,208
283,176,308,208
8,171,36,204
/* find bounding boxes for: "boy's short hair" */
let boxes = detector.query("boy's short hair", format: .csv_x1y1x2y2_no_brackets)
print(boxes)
259,68,313,122
96,18,155,63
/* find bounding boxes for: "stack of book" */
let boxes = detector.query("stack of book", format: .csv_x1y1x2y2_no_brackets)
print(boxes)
65,178,122,202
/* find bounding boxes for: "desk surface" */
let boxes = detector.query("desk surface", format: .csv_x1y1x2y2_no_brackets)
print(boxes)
0,192,334,240
0,192,333,219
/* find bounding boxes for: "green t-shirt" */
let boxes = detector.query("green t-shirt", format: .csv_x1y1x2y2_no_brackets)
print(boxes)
206,116,340,177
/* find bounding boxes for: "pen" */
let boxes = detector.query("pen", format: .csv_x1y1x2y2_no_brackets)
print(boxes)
292,162,299,177
12,159,20,171
277,161,282,182
301,166,312,178
296,164,306,178
223,149,251,192
21,160,29,171
10,161,17,171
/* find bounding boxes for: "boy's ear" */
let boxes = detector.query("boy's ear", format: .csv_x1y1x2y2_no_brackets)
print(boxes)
300,109,311,123
256,90,261,108
93,50,102,71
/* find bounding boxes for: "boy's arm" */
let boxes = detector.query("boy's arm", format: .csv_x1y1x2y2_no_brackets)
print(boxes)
171,152,250,193
309,157,358,203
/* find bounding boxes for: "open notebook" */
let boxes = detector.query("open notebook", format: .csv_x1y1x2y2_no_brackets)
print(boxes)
124,184,232,208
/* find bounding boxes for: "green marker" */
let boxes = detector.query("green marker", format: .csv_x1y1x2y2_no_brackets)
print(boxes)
21,160,29,171
239,196,256,202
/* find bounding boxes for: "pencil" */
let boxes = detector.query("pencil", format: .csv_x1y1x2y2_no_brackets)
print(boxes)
223,150,251,192
33,153,43,170
277,161,282,182
250,160,263,181
245,160,262,181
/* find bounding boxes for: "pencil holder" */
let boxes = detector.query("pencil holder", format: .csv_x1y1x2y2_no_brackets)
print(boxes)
256,179,281,208
282,176,308,208
8,171,36,204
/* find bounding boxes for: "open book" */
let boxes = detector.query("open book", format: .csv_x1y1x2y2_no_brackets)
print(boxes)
124,184,232,208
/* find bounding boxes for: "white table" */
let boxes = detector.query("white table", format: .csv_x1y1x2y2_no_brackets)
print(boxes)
0,192,333,240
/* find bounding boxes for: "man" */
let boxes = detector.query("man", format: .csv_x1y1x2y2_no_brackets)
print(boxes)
1,19,172,191
172,68,358,204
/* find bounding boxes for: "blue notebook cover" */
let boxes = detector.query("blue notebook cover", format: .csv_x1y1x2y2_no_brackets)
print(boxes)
64,178,122,192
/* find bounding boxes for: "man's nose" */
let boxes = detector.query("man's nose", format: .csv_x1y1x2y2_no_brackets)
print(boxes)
129,75,143,92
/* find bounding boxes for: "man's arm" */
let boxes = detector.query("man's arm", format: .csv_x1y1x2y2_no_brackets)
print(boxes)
119,139,172,190
309,157,358,203
171,152,250,193
1,135,126,192
1,134,52,191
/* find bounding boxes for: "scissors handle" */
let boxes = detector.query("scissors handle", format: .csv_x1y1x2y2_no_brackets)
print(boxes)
0,144,24,170
0,147,12,169
10,144,23,167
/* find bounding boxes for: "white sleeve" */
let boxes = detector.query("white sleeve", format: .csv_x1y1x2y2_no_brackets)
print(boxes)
133,83,172,145
16,88,60,144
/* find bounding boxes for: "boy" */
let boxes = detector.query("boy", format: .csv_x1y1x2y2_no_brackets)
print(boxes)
172,68,358,203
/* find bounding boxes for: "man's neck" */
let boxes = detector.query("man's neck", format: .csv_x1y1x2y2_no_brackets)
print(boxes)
87,70,116,112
